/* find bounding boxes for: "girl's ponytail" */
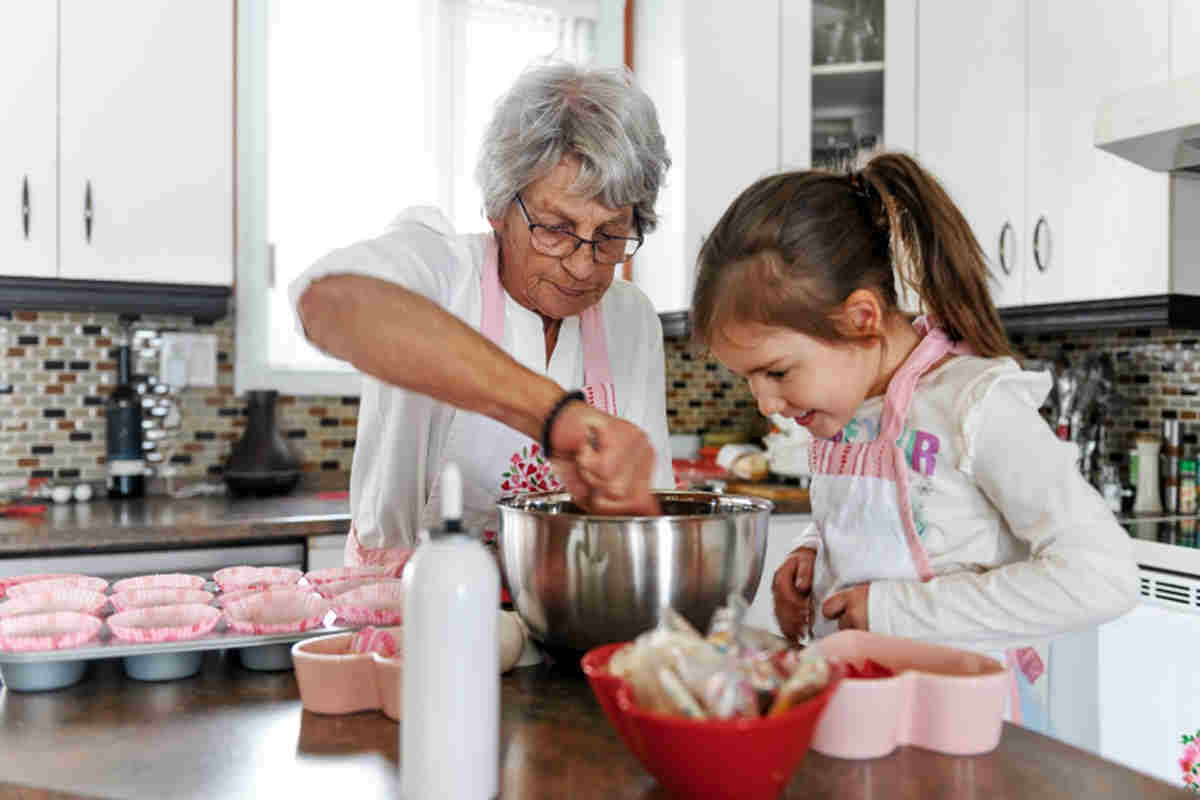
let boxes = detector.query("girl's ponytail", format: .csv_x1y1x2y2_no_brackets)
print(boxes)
858,153,1015,359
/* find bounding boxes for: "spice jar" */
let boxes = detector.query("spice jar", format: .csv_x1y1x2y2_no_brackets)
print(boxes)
1134,434,1163,514
1181,459,1197,515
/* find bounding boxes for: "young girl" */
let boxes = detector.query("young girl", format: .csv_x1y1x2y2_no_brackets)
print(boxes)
692,151,1138,729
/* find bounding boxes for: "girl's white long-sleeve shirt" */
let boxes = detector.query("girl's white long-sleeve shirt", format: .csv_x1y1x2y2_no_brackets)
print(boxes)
794,355,1139,650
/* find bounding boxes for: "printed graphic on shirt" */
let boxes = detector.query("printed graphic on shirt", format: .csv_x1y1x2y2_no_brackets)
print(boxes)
835,417,943,477
837,415,942,537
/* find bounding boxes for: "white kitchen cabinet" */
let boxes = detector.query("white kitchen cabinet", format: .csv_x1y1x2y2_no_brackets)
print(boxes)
1096,600,1200,788
744,514,810,637
1173,0,1200,77
307,534,347,572
916,0,1026,308
0,4,57,279
917,1,1185,308
0,2,233,287
632,0,915,313
1025,1,1170,306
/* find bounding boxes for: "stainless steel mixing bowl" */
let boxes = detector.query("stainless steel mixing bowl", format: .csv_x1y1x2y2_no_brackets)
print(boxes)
496,491,772,652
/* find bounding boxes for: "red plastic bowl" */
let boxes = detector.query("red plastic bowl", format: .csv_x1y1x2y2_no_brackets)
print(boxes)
582,642,844,800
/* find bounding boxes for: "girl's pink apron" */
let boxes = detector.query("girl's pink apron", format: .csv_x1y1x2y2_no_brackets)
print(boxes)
807,317,1045,727
344,237,618,572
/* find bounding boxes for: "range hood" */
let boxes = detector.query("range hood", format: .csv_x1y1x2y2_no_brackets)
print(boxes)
1096,73,1200,172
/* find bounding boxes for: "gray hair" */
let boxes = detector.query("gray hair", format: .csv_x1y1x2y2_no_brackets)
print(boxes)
475,61,671,233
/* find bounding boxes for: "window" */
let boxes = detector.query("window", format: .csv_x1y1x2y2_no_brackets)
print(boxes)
236,0,625,396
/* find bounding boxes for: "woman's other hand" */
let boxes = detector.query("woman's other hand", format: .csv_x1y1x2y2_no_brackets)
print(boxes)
822,583,870,631
548,402,660,516
773,547,816,642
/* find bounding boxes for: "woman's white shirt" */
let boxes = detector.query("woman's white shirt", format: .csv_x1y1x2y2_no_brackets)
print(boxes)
288,207,674,549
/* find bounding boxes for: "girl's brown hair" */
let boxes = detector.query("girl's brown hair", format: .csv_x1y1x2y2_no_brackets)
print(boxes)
691,151,1015,360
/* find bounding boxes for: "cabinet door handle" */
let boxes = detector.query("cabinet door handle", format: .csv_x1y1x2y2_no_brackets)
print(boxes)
21,176,30,240
1033,215,1051,273
998,221,1014,275
84,181,94,243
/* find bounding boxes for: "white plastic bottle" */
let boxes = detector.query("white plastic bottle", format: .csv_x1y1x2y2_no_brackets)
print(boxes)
401,463,499,799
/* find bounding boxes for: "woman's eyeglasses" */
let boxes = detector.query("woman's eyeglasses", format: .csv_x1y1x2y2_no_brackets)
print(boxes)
515,194,642,265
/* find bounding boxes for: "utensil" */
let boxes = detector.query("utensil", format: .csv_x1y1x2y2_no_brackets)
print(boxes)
497,491,771,653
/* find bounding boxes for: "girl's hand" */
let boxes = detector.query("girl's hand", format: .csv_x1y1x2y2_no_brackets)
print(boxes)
548,402,661,516
822,583,870,631
773,547,817,642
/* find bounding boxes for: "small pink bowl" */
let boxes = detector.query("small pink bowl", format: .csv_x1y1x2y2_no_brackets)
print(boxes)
331,582,404,626
0,612,104,651
304,565,398,586
224,591,329,635
5,576,108,597
292,627,404,720
313,577,404,599
213,566,302,592
112,573,207,593
107,604,222,644
109,588,215,612
810,630,1010,758
0,588,108,618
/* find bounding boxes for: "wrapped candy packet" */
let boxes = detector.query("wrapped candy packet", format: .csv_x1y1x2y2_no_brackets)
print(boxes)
606,597,830,721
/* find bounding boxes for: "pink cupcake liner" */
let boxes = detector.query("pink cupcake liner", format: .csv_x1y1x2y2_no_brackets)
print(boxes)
331,582,404,626
106,604,222,644
349,626,400,658
214,586,316,608
0,588,109,618
213,566,303,592
314,577,404,600
112,573,207,594
304,565,398,586
224,592,330,635
2,574,108,598
0,612,104,652
5,576,108,597
109,588,215,612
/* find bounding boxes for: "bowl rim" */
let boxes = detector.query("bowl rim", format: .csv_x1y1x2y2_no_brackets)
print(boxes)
497,490,775,521
585,640,845,731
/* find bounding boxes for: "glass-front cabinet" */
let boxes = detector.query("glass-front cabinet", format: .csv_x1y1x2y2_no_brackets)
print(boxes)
783,0,915,173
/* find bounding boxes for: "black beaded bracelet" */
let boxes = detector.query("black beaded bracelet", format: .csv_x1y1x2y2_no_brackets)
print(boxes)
541,390,586,460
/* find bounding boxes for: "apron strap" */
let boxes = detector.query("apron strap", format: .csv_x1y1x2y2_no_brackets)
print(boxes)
480,237,505,345
481,235,617,412
878,317,971,442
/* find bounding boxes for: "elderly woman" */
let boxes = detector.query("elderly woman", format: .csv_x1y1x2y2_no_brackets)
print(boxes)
291,62,674,566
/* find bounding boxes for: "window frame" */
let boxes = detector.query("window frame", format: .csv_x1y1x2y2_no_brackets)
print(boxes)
234,0,628,397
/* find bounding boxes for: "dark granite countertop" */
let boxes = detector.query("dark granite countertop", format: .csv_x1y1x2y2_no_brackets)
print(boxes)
0,652,1187,799
0,494,351,557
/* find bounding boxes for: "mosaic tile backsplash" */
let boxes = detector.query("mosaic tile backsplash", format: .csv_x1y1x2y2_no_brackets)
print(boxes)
0,310,355,491
1,304,1196,494
664,327,1200,470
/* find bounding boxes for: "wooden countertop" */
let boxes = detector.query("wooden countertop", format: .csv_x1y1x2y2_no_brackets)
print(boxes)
0,494,351,556
0,652,1186,799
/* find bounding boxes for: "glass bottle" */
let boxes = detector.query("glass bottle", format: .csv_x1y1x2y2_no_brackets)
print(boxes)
106,329,145,499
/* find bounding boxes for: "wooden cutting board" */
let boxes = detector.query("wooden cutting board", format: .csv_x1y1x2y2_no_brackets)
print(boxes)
722,481,811,513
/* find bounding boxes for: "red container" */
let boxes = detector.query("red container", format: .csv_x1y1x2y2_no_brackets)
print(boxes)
582,642,844,800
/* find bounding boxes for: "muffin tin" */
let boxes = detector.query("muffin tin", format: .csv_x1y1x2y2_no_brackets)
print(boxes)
0,574,365,692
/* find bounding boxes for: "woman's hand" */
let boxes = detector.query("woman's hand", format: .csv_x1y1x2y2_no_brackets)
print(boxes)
822,583,870,631
773,547,816,642
548,401,660,516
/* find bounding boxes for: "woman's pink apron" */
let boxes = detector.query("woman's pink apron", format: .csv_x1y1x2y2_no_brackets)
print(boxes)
345,237,618,572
